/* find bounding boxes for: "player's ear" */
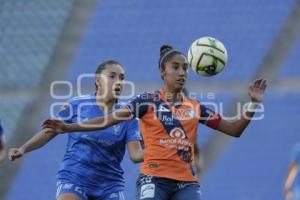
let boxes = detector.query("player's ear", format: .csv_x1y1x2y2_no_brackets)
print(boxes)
160,67,166,78
95,76,102,90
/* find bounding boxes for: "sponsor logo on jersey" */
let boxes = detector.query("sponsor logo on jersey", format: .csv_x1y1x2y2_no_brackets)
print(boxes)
113,124,121,135
141,184,155,199
161,115,173,125
149,163,158,169
173,108,196,120
170,128,186,139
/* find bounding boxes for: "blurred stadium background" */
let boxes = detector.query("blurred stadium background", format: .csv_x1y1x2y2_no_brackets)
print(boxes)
0,0,300,199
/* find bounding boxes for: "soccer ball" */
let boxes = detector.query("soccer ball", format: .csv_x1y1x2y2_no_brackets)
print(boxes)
187,37,228,77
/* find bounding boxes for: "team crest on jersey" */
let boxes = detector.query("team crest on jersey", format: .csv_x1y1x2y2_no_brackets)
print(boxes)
187,108,196,118
174,108,196,120
113,124,121,135
170,128,186,139
60,102,69,111
158,105,170,112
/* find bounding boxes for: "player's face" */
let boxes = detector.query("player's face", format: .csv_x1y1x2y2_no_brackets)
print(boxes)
162,54,188,91
96,64,125,99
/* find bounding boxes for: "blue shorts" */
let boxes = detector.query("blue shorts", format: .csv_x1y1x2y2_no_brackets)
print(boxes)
136,174,202,200
56,180,125,200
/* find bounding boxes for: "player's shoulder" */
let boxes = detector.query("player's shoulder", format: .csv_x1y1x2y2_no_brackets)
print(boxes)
134,90,160,101
123,117,139,130
184,96,200,106
68,94,95,106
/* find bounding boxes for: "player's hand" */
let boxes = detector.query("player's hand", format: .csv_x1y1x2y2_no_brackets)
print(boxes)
41,119,67,134
8,148,24,161
248,78,267,103
0,149,6,162
285,191,292,200
284,186,293,200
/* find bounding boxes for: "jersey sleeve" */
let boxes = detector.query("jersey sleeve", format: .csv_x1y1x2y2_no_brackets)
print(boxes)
0,136,3,150
0,119,4,150
199,104,222,130
55,100,77,124
125,118,142,143
124,93,150,118
0,119,3,137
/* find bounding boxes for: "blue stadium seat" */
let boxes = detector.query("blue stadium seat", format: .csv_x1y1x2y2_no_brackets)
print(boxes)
67,0,296,83
0,0,74,88
0,97,29,142
201,92,300,200
279,39,300,78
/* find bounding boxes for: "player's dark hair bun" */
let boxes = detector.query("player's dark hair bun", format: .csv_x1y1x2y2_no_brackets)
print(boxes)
160,45,173,57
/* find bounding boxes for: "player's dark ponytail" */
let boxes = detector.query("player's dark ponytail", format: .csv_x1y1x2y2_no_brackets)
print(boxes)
160,45,173,58
159,45,174,70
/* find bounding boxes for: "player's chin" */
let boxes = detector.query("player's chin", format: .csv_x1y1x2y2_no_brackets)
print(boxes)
175,82,185,90
112,91,121,98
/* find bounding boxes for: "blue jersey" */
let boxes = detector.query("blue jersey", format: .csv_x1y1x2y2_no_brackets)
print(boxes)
56,94,141,197
0,118,3,149
292,143,300,188
0,118,3,137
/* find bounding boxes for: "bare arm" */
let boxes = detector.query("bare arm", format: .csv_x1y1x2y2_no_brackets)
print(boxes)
217,78,267,138
0,149,5,162
284,162,298,199
216,110,255,138
0,136,5,162
8,128,57,161
43,107,132,134
194,144,203,175
127,141,144,163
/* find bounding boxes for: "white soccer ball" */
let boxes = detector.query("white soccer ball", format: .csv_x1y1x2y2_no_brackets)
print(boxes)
187,37,228,77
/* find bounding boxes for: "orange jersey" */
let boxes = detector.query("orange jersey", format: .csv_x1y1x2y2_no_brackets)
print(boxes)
125,89,221,181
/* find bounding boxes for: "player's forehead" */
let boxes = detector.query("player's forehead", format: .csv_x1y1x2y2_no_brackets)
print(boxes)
102,64,125,75
167,54,188,65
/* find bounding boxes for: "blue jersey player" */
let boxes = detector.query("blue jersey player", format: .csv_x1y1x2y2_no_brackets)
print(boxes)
0,117,5,162
8,60,144,200
284,143,300,200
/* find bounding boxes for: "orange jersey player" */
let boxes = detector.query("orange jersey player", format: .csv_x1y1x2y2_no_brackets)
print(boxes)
125,89,220,182
43,45,267,200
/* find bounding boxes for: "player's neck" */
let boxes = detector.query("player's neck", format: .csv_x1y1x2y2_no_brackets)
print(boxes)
162,86,183,104
95,95,116,112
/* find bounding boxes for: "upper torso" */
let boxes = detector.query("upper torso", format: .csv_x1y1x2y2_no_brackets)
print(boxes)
0,118,4,150
56,94,141,195
126,90,221,181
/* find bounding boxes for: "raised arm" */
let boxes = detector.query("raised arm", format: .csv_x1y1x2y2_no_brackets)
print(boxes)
216,78,267,137
42,107,132,134
194,144,203,175
284,161,298,200
0,136,5,162
0,122,5,162
8,128,57,161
